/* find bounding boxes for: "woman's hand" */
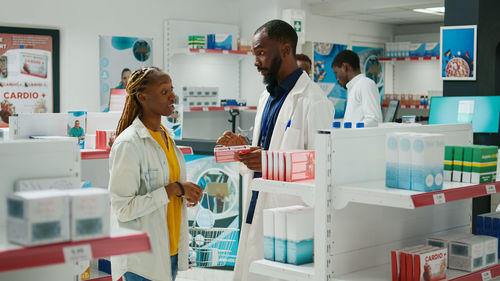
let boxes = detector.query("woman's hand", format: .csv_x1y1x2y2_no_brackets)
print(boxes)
165,181,203,206
216,131,248,146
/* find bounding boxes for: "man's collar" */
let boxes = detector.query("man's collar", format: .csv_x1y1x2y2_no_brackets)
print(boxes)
266,67,303,98
346,73,365,90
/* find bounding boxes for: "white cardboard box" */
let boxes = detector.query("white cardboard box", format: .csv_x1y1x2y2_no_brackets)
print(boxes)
7,189,70,246
448,235,493,272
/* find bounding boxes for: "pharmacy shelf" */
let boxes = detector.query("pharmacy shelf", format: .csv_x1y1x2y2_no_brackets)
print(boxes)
381,104,429,109
171,48,252,57
333,180,500,209
332,261,500,281
81,149,109,160
250,179,315,206
184,106,257,112
249,259,314,281
379,56,439,62
0,228,150,272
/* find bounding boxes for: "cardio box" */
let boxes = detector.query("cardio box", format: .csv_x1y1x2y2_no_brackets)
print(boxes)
213,145,251,163
391,245,426,281
7,189,70,246
448,235,493,272
413,247,447,281
96,130,116,150
286,207,314,265
284,150,315,182
65,188,110,241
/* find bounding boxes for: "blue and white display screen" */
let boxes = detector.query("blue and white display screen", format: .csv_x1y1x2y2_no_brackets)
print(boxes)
429,96,500,133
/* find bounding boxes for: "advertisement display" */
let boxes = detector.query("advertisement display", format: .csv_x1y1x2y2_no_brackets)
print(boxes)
161,104,183,140
352,45,385,100
313,42,347,118
184,155,240,267
99,36,153,112
0,27,60,127
440,25,477,80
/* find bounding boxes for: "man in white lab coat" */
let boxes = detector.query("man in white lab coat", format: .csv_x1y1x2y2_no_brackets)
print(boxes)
332,50,382,127
217,20,334,281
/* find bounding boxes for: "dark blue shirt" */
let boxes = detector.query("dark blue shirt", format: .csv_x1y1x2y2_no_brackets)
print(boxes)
246,68,303,225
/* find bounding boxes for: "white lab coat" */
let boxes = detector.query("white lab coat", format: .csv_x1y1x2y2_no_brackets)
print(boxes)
234,71,334,281
108,117,189,281
343,73,383,127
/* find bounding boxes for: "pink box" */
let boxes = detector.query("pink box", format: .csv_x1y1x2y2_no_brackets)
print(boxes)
413,247,447,281
214,145,251,163
96,130,116,150
285,150,315,182
261,150,268,179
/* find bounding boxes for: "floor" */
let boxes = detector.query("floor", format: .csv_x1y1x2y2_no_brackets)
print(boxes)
177,267,234,281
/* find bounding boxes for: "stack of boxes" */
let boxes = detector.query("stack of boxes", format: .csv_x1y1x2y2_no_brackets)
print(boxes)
182,86,219,107
188,35,206,49
477,211,500,259
444,145,498,184
261,150,315,182
263,206,314,265
386,132,445,191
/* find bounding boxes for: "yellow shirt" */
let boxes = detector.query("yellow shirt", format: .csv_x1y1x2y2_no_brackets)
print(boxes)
148,127,183,256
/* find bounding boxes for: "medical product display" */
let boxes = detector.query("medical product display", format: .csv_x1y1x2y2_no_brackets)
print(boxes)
214,145,251,163
182,86,219,107
447,145,498,184
261,150,315,182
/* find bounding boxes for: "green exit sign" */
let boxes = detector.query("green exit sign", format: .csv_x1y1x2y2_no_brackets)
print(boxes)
293,20,302,32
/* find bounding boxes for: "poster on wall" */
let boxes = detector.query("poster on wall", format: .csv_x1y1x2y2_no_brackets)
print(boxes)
99,36,153,112
161,104,183,140
0,27,60,127
184,155,240,267
352,46,384,99
440,25,477,80
313,42,347,118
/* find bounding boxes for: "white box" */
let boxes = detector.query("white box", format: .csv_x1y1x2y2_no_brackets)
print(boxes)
0,128,9,141
284,150,315,182
274,205,304,263
397,133,413,190
64,188,110,241
449,235,491,272
7,189,70,246
427,232,474,249
286,207,313,265
268,150,274,180
386,133,399,188
273,151,279,181
278,151,285,181
263,208,277,261
411,133,445,192
9,113,68,139
15,176,80,192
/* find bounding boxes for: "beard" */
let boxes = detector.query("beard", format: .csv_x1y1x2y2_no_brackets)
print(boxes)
262,55,282,86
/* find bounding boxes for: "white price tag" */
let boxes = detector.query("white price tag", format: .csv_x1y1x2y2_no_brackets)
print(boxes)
481,270,492,281
486,185,496,194
222,50,229,54
63,244,92,263
433,193,446,204
199,49,206,53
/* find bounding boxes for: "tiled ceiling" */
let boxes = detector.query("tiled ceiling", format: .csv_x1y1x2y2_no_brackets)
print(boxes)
305,0,444,25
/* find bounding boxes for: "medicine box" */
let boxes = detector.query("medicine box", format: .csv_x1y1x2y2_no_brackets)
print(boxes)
448,235,493,272
274,205,304,263
398,133,413,190
286,207,314,265
410,133,445,191
462,146,473,183
273,151,279,181
278,151,285,181
391,244,426,281
471,145,498,184
412,247,447,281
268,150,274,180
65,188,110,241
452,146,464,182
263,208,277,261
284,150,315,182
7,189,70,246
444,146,454,182
95,130,116,150
386,133,399,188
214,145,250,163
261,150,268,179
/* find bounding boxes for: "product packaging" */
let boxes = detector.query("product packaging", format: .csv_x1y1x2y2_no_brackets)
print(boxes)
391,245,426,281
278,151,285,181
461,146,473,183
410,133,445,191
398,133,413,190
15,177,79,192
273,151,279,181
444,146,454,182
274,205,304,263
412,247,447,281
65,188,110,241
471,145,498,184
214,145,251,163
7,189,70,246
452,146,464,182
286,207,314,265
263,208,277,261
206,34,232,50
386,133,401,188
95,130,116,150
261,150,268,179
449,235,489,272
284,150,315,182
268,150,274,180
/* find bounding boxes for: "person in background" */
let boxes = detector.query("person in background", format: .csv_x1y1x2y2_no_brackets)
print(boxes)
115,68,132,89
332,50,382,127
68,120,85,140
296,53,312,75
108,66,203,281
217,20,334,281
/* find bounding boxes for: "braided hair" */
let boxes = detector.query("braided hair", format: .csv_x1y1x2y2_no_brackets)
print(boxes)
116,66,161,137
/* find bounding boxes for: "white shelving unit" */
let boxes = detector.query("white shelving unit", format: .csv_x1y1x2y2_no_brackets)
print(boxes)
249,124,500,280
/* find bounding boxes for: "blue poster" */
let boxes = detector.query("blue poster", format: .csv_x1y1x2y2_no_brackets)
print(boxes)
184,155,240,267
99,36,153,112
440,26,476,80
352,46,384,100
313,43,347,118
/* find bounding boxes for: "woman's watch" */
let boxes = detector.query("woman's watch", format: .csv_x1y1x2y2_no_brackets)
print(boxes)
175,181,184,197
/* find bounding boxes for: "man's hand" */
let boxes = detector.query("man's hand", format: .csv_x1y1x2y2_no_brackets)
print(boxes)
237,147,262,171
216,131,248,146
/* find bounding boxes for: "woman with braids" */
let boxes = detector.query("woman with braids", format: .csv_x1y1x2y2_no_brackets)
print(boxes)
109,67,203,281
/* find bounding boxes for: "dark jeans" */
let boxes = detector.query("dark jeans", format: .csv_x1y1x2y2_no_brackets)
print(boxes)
123,254,178,281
